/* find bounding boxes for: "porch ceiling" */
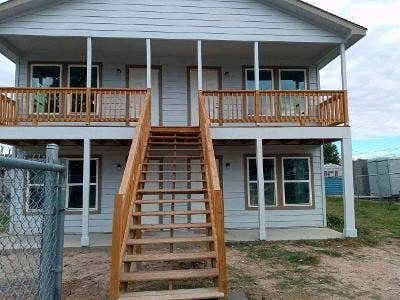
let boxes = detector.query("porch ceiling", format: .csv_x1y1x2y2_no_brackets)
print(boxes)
4,35,336,66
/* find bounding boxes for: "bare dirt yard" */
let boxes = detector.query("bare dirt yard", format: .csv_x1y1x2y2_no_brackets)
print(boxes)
62,198,400,299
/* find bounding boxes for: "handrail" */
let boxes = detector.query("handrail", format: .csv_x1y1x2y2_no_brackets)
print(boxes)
198,91,227,297
0,94,16,125
202,90,348,126
109,89,152,299
0,87,148,126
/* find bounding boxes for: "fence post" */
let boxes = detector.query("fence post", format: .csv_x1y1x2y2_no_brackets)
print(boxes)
54,159,66,300
39,144,60,300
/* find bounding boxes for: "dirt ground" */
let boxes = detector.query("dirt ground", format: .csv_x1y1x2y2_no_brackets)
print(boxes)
62,240,400,300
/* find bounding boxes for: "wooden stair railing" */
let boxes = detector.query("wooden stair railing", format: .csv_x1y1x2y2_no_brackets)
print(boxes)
110,89,152,299
199,91,228,297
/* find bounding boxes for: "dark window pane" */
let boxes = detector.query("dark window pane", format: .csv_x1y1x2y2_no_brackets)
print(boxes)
283,159,310,180
32,66,61,88
68,186,83,208
264,182,276,206
90,160,97,184
284,182,310,205
90,185,96,209
263,159,275,180
28,186,44,210
68,160,83,184
280,70,306,90
249,182,258,206
69,66,98,88
248,159,257,181
246,70,273,90
28,170,45,185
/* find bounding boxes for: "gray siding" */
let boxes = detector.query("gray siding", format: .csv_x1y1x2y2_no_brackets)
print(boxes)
215,144,325,229
0,0,342,43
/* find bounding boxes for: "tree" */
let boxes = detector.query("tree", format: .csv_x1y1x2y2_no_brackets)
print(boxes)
324,143,341,165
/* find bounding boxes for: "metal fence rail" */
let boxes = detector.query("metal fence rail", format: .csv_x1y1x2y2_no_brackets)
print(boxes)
0,144,65,300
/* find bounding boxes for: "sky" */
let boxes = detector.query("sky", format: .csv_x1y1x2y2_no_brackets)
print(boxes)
0,0,399,159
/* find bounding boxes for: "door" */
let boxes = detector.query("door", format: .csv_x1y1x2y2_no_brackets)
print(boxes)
189,68,220,126
128,67,161,126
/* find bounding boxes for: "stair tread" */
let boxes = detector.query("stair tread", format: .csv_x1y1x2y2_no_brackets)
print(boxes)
146,155,202,159
135,199,207,204
143,162,204,165
119,287,224,300
149,142,201,145
149,148,201,151
120,268,219,282
139,179,205,183
138,188,206,193
131,222,212,230
123,251,216,262
142,170,204,173
132,210,210,217
126,236,214,245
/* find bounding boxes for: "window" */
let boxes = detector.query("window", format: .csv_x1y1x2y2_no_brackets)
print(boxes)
66,158,99,210
30,64,62,114
279,70,307,91
245,69,273,90
282,158,312,206
247,157,277,208
67,65,99,114
26,169,45,212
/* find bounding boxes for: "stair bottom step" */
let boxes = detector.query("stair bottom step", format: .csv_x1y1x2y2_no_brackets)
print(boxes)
119,287,224,300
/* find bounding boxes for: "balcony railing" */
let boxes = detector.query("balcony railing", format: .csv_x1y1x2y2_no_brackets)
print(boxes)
0,87,149,126
200,90,348,126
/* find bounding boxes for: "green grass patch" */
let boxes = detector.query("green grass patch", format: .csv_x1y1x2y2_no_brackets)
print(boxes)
315,248,343,257
327,197,400,246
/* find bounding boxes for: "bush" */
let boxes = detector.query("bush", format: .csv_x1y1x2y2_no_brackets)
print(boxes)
327,213,344,232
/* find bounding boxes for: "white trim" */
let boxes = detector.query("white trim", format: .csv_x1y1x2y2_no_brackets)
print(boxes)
278,69,308,90
86,37,92,89
197,40,202,91
146,38,152,89
282,157,313,207
340,43,348,90
254,41,259,91
29,63,63,114
65,157,99,212
246,156,278,208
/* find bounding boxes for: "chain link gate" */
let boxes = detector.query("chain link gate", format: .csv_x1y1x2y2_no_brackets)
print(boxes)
0,144,65,300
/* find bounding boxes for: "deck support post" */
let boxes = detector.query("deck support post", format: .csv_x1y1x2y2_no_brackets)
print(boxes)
340,43,347,90
81,138,91,246
146,39,151,89
86,37,92,125
341,138,357,237
256,138,266,240
254,42,260,123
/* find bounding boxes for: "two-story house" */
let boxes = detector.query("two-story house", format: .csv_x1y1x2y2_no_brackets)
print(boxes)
0,0,366,298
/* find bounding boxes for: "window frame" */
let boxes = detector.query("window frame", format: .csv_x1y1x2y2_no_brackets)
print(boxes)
244,68,274,90
65,158,99,212
29,63,63,115
25,169,45,213
278,69,308,91
246,156,278,208
282,157,313,207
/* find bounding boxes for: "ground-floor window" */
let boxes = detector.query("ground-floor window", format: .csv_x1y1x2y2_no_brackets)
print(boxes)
66,158,99,211
282,157,312,206
247,157,277,208
26,169,45,212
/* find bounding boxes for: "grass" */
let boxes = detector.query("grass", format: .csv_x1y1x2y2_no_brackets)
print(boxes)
228,267,257,290
327,197,400,246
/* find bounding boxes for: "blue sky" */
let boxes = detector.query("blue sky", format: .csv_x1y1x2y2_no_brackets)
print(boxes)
0,0,399,159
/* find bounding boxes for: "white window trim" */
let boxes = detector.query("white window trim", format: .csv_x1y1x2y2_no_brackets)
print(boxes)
25,170,44,213
65,158,99,212
245,68,274,90
247,157,278,208
67,64,100,115
29,64,63,115
278,69,308,90
282,157,313,207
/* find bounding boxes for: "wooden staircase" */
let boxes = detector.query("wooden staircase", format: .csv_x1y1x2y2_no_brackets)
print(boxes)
110,93,227,300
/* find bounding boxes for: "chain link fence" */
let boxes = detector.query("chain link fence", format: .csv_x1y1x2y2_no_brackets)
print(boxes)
0,144,65,299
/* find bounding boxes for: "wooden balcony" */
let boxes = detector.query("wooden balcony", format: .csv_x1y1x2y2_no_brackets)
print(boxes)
0,87,148,126
200,90,349,127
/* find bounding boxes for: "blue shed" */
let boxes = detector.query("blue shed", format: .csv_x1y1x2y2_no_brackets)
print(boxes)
325,177,343,196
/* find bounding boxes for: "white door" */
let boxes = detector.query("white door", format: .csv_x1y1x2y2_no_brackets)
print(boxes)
128,67,161,126
189,68,219,126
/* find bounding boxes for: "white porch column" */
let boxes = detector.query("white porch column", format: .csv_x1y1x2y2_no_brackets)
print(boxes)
256,139,266,240
81,138,91,246
146,39,151,89
340,43,348,90
341,138,357,237
197,40,203,91
254,42,260,90
86,37,92,88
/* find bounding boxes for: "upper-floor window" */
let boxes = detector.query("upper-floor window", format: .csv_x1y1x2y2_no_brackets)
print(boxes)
245,69,273,90
279,69,307,90
30,64,62,114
